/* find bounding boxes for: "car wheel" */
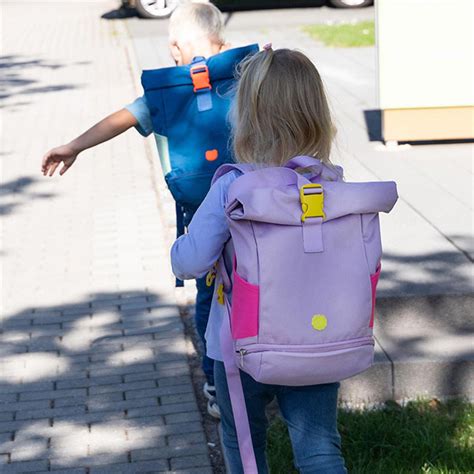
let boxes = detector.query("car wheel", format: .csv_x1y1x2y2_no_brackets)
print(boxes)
135,0,180,19
328,0,373,8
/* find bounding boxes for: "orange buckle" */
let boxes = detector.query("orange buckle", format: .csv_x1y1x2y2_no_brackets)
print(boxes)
190,65,212,93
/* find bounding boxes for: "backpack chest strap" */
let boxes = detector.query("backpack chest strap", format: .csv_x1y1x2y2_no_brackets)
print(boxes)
190,59,213,112
300,184,325,253
302,217,324,253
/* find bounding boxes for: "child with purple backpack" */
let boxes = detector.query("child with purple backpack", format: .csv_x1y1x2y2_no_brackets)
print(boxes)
171,47,397,473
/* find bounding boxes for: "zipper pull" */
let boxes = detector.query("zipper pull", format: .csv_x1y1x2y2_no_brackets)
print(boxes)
238,348,247,368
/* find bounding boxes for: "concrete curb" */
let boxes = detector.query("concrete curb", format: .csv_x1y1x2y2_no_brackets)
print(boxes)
340,294,474,404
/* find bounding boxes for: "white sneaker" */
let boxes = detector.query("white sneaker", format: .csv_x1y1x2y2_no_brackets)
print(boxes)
203,383,220,419
203,382,217,401
207,399,221,419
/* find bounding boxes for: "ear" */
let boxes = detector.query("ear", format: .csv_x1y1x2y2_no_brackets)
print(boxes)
169,42,182,66
220,42,232,53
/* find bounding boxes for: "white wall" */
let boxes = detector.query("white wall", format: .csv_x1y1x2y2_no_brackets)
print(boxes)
377,0,474,110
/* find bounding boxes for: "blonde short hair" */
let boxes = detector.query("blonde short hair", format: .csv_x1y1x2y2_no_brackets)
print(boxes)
169,2,225,46
232,48,336,167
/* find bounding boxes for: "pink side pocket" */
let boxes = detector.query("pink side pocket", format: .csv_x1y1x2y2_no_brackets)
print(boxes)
369,264,381,328
231,269,259,340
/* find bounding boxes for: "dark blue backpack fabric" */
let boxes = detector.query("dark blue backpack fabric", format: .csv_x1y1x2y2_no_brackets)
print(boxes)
141,44,259,213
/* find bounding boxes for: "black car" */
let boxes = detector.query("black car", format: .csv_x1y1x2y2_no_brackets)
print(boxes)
122,0,373,19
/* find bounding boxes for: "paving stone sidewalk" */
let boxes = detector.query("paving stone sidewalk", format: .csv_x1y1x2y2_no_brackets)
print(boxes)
1,1,211,472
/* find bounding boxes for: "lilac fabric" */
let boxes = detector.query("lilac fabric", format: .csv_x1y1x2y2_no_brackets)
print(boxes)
171,156,398,473
218,158,397,386
171,170,239,361
171,157,398,369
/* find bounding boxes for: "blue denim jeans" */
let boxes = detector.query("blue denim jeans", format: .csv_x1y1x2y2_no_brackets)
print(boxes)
214,361,347,474
195,275,215,386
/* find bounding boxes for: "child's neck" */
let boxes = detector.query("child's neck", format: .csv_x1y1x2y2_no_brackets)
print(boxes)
191,43,223,59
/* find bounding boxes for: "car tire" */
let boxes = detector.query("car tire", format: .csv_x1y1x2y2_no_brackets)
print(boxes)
328,0,373,8
135,0,179,19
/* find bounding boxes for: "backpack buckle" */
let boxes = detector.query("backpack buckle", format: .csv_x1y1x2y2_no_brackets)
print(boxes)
190,65,212,92
300,184,325,222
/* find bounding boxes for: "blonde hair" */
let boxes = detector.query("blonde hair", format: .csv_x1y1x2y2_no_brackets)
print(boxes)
232,48,336,166
169,2,225,46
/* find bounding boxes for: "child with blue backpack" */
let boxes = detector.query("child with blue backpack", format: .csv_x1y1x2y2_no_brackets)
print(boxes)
41,2,258,419
171,47,397,473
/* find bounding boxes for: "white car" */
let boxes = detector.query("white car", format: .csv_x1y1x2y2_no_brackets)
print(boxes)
122,0,373,19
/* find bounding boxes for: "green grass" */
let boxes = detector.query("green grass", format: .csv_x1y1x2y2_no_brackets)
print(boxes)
303,21,375,48
267,399,474,473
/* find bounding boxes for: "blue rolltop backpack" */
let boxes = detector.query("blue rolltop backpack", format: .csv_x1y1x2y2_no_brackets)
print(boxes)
141,44,258,210
141,44,258,286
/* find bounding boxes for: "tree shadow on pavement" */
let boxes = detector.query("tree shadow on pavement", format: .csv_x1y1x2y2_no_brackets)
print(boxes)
0,291,210,472
0,55,85,106
379,247,473,296
0,177,56,217
374,247,474,400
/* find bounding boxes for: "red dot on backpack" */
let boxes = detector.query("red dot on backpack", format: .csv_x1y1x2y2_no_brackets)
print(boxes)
205,149,218,161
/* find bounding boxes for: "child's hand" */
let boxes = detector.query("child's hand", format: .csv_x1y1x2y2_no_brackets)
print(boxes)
41,144,78,177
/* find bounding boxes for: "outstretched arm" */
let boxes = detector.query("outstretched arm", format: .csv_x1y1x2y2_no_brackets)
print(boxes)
41,108,138,177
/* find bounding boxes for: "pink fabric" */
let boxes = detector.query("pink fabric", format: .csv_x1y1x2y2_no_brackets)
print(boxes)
231,269,259,339
369,264,381,328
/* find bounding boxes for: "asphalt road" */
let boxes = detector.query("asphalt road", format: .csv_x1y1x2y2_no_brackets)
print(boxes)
125,4,375,38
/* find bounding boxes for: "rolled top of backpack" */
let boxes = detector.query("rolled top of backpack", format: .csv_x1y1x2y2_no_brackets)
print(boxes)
226,178,398,225
218,159,398,225
141,44,259,91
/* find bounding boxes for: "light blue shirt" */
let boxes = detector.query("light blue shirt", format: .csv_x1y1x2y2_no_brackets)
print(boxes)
171,171,240,361
125,96,153,137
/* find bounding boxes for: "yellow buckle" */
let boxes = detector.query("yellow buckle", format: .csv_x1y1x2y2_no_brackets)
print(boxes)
206,263,217,287
206,270,216,287
300,184,325,222
217,283,225,305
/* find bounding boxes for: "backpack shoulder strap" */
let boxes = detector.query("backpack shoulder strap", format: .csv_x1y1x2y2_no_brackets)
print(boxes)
220,296,259,473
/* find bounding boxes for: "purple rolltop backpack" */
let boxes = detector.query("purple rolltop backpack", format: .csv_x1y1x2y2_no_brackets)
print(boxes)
213,156,398,472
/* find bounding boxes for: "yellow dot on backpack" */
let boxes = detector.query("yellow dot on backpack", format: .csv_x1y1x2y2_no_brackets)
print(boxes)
312,314,327,331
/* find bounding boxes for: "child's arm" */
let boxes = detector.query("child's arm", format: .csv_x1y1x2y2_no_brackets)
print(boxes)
171,172,239,280
41,108,138,177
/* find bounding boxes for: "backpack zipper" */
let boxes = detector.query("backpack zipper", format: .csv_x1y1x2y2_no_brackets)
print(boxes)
236,336,373,368
239,348,247,367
